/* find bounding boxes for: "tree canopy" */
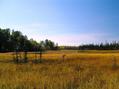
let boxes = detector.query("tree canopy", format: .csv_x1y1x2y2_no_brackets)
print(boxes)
0,28,58,52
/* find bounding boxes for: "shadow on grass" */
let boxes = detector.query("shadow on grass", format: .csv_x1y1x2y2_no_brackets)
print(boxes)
0,58,64,65
0,59,29,64
0,59,14,63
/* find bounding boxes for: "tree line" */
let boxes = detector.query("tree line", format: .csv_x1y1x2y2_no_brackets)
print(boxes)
1,28,119,51
59,42,119,50
79,42,119,50
0,28,58,52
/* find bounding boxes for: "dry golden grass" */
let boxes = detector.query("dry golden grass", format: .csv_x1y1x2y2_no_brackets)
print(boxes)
0,50,119,89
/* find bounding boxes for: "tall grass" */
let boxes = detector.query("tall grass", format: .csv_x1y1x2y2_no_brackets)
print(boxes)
0,50,119,89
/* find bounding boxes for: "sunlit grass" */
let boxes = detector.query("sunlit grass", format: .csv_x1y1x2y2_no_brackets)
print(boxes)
0,50,119,89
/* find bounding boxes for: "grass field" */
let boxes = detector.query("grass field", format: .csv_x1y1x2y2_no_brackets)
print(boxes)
0,50,119,89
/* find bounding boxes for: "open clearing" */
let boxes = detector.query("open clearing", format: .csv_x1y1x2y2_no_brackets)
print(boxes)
0,50,119,89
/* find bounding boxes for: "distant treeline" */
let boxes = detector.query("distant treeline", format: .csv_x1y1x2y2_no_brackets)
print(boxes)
0,28,58,52
79,42,119,50
60,42,119,50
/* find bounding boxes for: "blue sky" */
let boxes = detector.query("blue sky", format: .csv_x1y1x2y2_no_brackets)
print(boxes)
0,0,119,45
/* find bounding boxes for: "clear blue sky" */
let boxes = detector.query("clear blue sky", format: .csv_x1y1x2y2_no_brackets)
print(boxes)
0,0,119,46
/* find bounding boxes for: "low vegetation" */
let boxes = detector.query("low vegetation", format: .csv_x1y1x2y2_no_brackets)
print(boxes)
0,50,119,89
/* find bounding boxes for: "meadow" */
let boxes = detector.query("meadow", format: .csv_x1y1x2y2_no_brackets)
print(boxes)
0,50,119,89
